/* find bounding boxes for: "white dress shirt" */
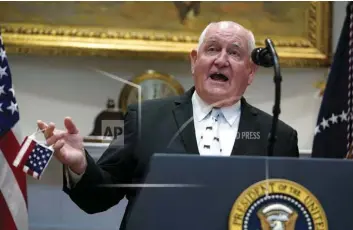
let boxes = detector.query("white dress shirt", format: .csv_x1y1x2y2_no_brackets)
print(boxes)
191,91,241,156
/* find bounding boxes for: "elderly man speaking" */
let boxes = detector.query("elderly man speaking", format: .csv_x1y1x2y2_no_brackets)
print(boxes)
37,21,299,230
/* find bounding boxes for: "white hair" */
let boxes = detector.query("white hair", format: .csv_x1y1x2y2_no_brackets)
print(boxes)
197,21,256,56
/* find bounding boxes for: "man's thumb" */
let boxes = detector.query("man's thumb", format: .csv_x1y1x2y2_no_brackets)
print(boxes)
64,117,79,134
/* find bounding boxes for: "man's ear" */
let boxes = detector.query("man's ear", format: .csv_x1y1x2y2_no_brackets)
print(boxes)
190,49,198,74
247,61,258,85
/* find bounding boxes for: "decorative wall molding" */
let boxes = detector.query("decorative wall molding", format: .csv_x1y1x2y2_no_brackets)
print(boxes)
0,1,332,67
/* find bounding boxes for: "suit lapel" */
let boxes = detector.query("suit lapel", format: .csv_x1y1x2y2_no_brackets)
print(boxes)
231,98,259,156
172,87,199,155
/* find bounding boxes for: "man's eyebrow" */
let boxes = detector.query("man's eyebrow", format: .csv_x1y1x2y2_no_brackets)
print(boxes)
204,39,217,45
230,42,242,49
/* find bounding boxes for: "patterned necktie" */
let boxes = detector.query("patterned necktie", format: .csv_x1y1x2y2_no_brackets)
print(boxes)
199,108,222,156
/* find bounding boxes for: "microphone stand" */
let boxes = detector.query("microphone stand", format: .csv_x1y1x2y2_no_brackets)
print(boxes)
265,38,282,157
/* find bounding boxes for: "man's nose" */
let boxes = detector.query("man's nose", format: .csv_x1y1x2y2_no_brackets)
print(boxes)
214,50,229,68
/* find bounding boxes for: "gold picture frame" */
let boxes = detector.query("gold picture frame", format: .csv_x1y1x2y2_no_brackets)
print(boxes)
0,2,332,67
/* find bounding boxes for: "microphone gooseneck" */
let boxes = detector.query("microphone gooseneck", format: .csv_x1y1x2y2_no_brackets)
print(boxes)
251,39,282,157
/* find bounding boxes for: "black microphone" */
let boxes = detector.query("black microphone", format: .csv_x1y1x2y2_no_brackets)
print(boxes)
251,39,282,157
251,47,274,67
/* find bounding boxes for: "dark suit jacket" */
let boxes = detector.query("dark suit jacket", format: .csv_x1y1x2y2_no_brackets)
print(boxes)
63,87,299,230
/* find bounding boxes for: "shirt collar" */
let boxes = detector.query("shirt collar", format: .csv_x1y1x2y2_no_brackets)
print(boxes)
221,101,241,126
191,91,241,126
192,91,212,122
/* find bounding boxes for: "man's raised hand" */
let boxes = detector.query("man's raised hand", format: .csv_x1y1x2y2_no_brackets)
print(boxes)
37,117,87,175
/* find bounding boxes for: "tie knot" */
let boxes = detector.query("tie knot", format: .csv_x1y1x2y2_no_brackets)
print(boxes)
211,108,221,119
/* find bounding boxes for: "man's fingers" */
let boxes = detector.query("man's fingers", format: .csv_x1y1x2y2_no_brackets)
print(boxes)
37,120,48,134
53,139,65,152
46,132,66,146
64,117,79,135
44,122,56,139
37,120,55,139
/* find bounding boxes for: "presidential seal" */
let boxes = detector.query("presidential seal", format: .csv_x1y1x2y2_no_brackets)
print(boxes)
228,179,328,230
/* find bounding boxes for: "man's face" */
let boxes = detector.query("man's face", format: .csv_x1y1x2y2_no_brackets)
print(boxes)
190,23,257,106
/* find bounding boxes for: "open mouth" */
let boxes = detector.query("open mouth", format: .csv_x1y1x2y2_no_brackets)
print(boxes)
209,73,229,82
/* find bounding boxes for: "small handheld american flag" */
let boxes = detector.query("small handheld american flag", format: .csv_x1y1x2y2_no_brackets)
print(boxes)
13,133,54,179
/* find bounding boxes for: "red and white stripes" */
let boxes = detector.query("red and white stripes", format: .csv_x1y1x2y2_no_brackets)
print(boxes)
0,123,28,230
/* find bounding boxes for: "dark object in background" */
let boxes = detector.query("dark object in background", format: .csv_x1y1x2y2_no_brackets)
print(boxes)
173,1,201,24
84,98,124,143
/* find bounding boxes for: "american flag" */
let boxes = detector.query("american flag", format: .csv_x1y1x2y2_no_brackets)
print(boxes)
13,135,54,179
312,2,353,158
0,33,28,229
